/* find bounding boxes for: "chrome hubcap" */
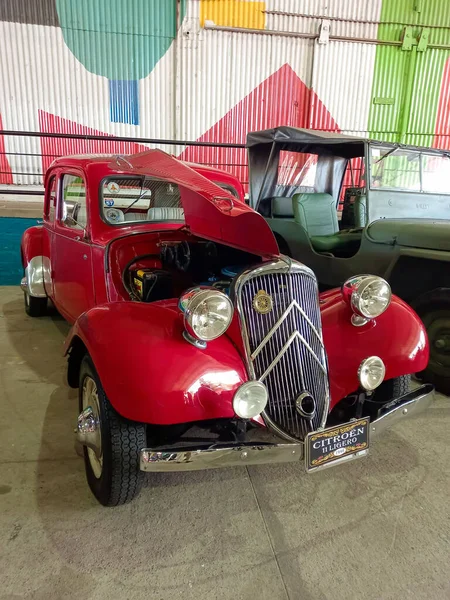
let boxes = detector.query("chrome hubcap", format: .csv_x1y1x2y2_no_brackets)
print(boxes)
82,376,103,478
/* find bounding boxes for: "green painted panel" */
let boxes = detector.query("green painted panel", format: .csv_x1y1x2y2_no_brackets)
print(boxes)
369,0,450,144
368,45,409,139
56,0,186,80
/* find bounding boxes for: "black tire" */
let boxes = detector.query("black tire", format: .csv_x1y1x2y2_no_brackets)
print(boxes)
414,292,450,395
24,291,47,317
363,375,411,420
372,374,411,403
79,355,146,506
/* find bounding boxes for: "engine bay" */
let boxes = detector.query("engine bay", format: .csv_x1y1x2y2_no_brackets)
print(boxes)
124,240,260,302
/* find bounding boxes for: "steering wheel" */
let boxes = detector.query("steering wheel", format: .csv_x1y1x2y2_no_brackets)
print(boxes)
175,241,191,272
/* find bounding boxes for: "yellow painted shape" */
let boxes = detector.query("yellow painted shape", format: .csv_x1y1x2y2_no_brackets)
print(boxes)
200,0,265,30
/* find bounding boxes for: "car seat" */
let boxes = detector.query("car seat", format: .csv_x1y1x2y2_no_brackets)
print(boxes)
147,207,184,221
292,193,362,256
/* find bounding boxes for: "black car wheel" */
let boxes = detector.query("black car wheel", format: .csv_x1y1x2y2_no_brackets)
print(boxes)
24,290,47,317
362,375,411,420
414,290,450,396
79,355,146,506
372,375,411,403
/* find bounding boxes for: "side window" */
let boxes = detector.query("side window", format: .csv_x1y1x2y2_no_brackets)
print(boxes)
45,175,57,222
61,174,87,230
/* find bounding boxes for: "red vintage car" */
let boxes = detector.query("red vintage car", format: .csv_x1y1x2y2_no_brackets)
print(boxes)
21,150,433,506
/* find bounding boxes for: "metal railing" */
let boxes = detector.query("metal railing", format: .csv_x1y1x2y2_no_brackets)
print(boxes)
0,130,248,192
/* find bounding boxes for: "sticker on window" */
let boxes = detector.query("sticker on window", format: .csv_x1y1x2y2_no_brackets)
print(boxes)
107,181,120,194
105,199,114,207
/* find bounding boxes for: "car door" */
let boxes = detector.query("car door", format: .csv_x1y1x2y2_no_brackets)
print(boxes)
52,171,95,321
42,173,58,299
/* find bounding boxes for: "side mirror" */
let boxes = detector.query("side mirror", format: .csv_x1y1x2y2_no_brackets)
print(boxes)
62,201,89,239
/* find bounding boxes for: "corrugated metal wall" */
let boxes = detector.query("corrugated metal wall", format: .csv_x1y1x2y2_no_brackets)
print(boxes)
1,0,450,186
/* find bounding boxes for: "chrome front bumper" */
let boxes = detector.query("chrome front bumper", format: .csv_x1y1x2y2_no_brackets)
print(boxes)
138,383,433,473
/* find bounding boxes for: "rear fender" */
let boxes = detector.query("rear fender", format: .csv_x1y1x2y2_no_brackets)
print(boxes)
320,290,429,409
64,301,248,425
21,226,47,297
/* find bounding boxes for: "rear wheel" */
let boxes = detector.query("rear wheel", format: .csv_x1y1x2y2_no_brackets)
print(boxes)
415,292,450,395
24,290,47,317
79,355,146,506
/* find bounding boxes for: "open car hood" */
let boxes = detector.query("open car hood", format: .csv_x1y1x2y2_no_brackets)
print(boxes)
124,150,279,256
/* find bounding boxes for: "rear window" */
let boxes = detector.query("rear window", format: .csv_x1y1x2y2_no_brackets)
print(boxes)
101,176,185,225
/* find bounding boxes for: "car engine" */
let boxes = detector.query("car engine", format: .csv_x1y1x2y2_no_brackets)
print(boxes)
126,240,259,302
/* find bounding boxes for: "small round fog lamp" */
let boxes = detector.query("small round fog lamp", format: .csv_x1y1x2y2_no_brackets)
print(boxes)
233,381,268,419
358,356,386,391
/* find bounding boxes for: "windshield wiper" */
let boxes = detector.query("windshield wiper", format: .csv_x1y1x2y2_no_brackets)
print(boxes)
374,147,398,164
123,178,149,214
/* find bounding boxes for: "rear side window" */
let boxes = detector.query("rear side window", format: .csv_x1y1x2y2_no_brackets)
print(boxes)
101,176,185,225
45,175,57,222
61,174,87,230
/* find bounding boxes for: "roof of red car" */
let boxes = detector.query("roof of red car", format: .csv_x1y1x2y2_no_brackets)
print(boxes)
50,152,234,178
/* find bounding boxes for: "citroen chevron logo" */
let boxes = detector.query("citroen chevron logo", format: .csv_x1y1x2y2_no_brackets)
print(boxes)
258,330,327,383
251,299,323,361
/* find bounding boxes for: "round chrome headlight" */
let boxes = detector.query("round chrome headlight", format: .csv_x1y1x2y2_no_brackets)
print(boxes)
233,381,268,419
179,288,233,341
343,275,391,319
358,356,386,391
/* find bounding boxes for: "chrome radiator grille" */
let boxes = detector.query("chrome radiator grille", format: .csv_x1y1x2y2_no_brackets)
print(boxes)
235,261,329,441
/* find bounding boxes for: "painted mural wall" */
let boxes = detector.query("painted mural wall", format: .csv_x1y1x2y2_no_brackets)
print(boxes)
0,0,450,190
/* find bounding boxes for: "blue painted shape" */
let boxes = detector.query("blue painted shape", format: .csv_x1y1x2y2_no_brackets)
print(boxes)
109,79,139,125
0,217,38,285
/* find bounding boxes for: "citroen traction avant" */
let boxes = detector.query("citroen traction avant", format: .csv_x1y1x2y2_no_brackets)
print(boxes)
21,150,433,505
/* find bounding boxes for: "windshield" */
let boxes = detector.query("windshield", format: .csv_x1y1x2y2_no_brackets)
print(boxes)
370,146,450,193
101,176,185,225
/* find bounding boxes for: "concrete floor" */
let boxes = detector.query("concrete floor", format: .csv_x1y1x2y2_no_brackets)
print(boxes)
0,286,449,600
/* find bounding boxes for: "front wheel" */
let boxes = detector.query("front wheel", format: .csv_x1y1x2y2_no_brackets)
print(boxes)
415,293,450,395
362,375,411,421
24,290,47,317
79,355,146,506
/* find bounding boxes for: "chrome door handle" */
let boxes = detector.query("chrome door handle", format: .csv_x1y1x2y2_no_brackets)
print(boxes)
83,254,88,260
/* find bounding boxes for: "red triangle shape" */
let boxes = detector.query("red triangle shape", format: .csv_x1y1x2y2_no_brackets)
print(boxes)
38,111,149,173
433,57,450,149
179,63,339,187
0,113,13,184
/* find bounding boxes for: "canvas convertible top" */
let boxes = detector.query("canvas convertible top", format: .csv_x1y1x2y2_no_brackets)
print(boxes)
246,126,449,157
246,127,366,159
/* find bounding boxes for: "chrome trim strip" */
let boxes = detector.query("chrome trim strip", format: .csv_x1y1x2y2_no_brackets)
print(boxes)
370,384,434,438
140,443,303,472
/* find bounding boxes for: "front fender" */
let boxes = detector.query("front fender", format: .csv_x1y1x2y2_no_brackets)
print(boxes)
320,290,429,409
64,301,247,425
21,226,47,297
